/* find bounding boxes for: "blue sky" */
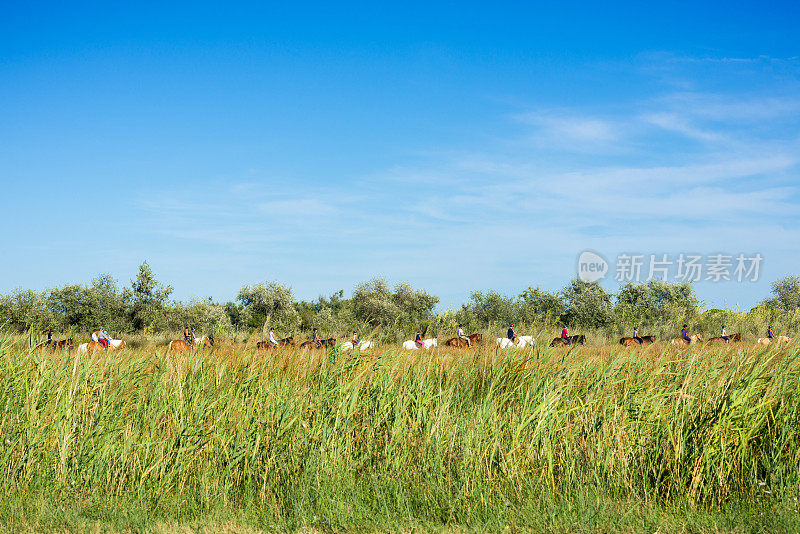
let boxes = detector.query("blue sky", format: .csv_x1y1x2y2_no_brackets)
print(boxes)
1,1,798,310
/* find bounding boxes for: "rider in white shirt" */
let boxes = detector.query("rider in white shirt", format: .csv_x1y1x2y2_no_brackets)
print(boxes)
269,327,279,347
457,324,471,347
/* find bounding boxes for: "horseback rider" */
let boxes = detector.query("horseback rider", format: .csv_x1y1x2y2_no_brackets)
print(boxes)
721,325,730,343
97,328,113,350
457,324,471,347
768,325,774,339
269,327,279,347
184,327,193,347
681,324,691,344
46,329,54,348
507,323,516,343
561,326,570,345
312,328,321,349
633,326,643,345
351,330,359,348
415,331,424,348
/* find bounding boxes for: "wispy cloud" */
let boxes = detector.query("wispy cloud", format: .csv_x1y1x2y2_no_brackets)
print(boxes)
126,53,800,307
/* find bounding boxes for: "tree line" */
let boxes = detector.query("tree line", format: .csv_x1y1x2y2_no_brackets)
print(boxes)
1,262,798,341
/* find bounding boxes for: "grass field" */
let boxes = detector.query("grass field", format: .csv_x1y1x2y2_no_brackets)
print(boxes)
2,332,800,532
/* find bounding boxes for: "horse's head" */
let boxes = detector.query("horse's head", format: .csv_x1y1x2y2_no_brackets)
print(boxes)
206,335,214,347
695,334,703,342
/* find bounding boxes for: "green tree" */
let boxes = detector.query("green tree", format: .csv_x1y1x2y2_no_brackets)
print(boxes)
0,289,55,332
615,280,698,328
518,286,565,326
126,262,173,331
223,301,248,329
561,279,614,329
237,281,299,332
167,299,233,335
459,291,517,328
763,275,800,311
351,278,438,328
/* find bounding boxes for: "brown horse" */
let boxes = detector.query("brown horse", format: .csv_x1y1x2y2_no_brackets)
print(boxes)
50,338,74,351
619,335,656,346
758,335,792,346
257,337,294,349
671,334,703,346
299,338,336,350
169,336,214,352
550,334,586,347
707,333,742,344
444,333,483,348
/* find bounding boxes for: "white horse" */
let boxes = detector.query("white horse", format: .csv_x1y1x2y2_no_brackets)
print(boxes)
78,339,126,354
496,336,534,349
340,340,375,351
516,335,534,348
402,338,437,350
496,337,515,349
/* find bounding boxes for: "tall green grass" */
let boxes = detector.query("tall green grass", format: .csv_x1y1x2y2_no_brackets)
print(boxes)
1,333,799,531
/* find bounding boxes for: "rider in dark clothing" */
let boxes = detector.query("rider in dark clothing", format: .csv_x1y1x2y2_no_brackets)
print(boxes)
46,329,54,348
184,327,193,347
768,325,774,339
681,324,691,344
507,324,516,342
415,331,423,347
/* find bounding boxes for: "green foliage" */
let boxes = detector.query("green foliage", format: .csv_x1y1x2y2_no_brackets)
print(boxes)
518,286,565,325
167,299,234,334
0,288,55,331
2,268,800,343
615,280,699,329
351,278,438,329
222,301,248,329
561,278,614,328
457,291,516,329
236,280,299,332
763,275,800,310
45,275,128,333
126,262,173,331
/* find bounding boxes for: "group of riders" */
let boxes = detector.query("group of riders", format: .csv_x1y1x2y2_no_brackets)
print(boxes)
44,328,113,350
43,321,783,352
677,324,776,345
